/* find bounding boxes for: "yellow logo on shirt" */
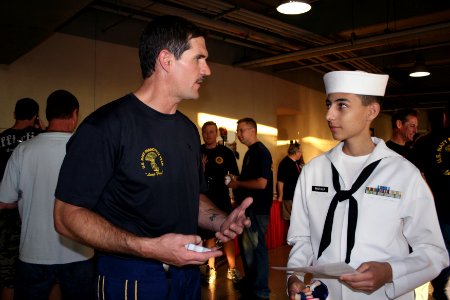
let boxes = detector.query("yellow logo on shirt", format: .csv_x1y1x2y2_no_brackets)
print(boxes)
215,156,224,164
435,138,450,176
141,148,164,176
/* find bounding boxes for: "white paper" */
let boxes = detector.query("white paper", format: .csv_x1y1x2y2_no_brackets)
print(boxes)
272,262,358,277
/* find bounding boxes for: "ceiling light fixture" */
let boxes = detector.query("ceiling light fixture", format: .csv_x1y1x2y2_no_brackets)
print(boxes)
409,54,430,78
277,1,311,15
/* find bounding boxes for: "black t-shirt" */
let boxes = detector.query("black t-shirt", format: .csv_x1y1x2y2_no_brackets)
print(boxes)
234,141,273,215
201,144,239,213
0,126,42,180
277,155,302,200
55,94,205,238
411,128,450,224
386,140,412,159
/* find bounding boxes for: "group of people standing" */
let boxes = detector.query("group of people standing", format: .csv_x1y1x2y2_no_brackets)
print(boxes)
0,91,95,300
199,118,275,299
0,14,448,300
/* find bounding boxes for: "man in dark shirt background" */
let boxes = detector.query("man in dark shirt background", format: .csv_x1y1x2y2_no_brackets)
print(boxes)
411,106,450,300
386,108,418,158
0,97,42,300
228,117,273,299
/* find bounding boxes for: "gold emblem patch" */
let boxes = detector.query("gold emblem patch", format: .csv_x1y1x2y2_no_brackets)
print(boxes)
140,148,164,176
215,156,224,164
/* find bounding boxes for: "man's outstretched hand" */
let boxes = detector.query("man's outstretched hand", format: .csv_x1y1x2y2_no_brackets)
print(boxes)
216,197,252,242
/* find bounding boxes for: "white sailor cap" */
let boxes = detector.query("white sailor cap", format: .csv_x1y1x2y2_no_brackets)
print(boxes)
323,71,389,96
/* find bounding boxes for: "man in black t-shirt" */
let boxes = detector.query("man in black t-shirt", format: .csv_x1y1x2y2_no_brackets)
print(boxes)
277,141,303,221
199,121,241,284
411,108,450,300
53,16,252,300
228,117,273,299
386,108,418,158
0,97,42,299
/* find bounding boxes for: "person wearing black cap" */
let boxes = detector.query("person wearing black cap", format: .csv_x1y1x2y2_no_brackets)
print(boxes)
286,71,448,300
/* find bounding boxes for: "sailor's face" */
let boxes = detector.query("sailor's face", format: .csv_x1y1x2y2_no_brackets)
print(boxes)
325,93,373,142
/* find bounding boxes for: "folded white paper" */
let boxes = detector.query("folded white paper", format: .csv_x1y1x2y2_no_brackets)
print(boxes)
272,262,358,277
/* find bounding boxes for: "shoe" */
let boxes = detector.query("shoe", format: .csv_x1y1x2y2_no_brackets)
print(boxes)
207,267,217,284
227,268,242,283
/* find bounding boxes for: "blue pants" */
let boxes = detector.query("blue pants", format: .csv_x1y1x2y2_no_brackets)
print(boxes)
96,254,201,300
14,258,95,300
238,211,270,298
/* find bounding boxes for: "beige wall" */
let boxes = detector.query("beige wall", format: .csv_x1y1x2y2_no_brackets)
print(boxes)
0,32,394,193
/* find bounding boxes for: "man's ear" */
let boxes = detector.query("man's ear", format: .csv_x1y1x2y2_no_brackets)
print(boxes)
367,102,380,121
157,49,173,72
395,119,403,129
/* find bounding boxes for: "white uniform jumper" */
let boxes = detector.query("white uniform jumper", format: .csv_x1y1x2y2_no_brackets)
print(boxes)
288,138,449,300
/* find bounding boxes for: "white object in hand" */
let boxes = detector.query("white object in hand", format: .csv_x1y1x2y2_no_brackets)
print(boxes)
224,175,231,185
185,243,212,252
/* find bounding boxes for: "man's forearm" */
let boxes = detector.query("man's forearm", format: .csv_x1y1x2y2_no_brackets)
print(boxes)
198,193,227,232
54,199,154,258
236,177,267,190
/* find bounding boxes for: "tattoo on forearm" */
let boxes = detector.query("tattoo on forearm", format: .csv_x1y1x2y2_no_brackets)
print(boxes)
209,213,219,222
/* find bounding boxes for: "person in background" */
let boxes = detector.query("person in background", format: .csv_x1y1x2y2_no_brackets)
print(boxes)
287,70,448,300
53,15,252,300
411,106,450,300
227,117,273,299
200,121,242,284
0,97,43,300
0,90,95,300
386,108,430,300
386,108,418,158
277,141,303,222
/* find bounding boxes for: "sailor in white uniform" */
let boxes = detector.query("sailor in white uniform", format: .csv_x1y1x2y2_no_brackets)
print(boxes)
287,71,449,300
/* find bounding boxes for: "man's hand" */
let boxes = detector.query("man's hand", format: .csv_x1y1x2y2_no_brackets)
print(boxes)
226,174,239,189
339,261,392,293
287,275,307,300
215,197,252,242
144,233,223,267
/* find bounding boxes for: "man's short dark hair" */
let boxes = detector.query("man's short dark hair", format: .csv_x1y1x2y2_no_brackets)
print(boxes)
237,117,257,131
391,108,418,129
359,95,382,106
46,90,79,121
14,98,39,120
288,141,301,155
139,15,207,79
202,121,217,132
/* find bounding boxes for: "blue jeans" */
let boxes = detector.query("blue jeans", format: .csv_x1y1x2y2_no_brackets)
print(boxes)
14,258,95,300
238,211,270,298
96,254,201,300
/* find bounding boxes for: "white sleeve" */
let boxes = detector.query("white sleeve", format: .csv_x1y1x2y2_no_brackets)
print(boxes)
0,145,22,204
385,172,449,298
287,167,315,280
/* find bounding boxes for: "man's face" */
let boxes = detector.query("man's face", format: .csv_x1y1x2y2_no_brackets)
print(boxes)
326,93,376,143
399,115,418,142
202,125,218,146
236,122,255,146
171,37,211,100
